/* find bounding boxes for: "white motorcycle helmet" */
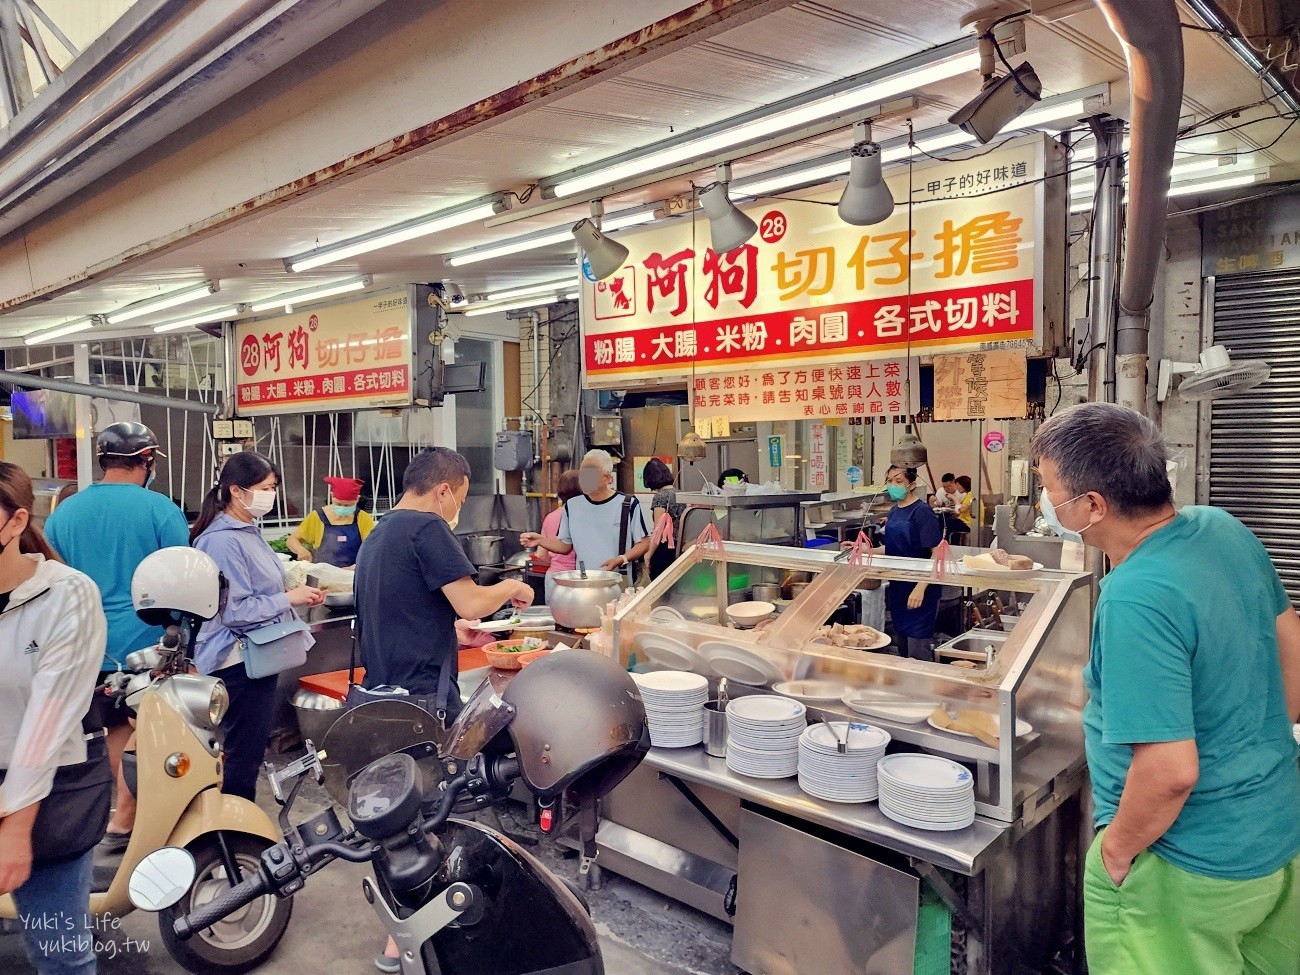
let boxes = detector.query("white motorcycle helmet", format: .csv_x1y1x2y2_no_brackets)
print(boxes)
132,547,222,626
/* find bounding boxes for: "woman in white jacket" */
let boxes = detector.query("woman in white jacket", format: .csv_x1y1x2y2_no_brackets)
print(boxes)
0,462,108,975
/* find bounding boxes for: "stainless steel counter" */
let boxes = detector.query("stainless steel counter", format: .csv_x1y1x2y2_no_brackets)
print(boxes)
643,746,1007,875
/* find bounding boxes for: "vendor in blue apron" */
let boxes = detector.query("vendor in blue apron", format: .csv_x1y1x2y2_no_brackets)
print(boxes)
879,465,943,661
287,476,374,567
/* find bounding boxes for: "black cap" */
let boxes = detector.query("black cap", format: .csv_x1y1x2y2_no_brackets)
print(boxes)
97,421,165,459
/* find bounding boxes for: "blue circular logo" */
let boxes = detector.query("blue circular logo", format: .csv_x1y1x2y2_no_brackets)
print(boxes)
846,465,863,486
581,255,597,283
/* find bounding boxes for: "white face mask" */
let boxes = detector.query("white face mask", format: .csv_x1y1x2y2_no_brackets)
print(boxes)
237,487,276,519
438,491,461,532
1039,487,1090,545
952,491,965,502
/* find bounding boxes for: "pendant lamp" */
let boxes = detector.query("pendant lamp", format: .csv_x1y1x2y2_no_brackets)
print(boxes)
890,423,928,469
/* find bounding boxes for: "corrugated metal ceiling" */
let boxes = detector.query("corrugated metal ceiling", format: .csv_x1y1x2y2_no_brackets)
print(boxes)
1,0,1297,341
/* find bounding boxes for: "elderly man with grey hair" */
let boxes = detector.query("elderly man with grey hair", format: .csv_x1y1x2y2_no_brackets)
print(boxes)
521,449,650,583
1031,402,1300,975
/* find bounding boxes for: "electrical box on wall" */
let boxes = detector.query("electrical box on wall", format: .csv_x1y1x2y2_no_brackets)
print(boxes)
494,430,534,471
587,414,623,450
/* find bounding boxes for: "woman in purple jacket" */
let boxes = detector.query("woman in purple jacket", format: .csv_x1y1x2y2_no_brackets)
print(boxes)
191,452,323,800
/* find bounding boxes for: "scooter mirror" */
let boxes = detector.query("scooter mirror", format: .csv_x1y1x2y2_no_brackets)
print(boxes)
128,847,197,912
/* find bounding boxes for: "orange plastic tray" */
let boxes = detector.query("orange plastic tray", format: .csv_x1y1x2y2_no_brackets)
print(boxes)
298,647,490,701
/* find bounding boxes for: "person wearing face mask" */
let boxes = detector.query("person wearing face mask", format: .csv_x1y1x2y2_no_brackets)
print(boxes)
877,465,943,660
0,462,109,975
1032,403,1300,975
354,447,533,722
286,475,374,568
520,449,650,584
190,451,324,801
42,421,188,851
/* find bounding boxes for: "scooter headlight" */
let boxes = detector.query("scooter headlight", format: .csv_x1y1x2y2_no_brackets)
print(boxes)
209,680,229,726
163,675,227,731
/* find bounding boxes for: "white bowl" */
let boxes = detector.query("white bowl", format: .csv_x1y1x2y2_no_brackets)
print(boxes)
726,600,776,627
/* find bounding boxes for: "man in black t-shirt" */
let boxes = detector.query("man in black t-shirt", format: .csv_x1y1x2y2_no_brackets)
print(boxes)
354,447,532,719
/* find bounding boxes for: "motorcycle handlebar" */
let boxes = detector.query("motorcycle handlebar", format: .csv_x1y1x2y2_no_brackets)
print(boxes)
174,768,486,938
173,871,270,940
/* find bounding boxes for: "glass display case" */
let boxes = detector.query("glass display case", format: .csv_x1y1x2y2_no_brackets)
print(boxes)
612,541,1092,825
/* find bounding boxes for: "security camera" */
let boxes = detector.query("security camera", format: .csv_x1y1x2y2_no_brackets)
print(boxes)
949,60,1043,144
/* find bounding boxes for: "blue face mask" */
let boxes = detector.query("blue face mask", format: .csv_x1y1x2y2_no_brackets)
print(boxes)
331,504,357,517
886,483,908,502
145,463,156,489
1039,488,1090,544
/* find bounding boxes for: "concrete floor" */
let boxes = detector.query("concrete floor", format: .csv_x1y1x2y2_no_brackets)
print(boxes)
0,756,740,975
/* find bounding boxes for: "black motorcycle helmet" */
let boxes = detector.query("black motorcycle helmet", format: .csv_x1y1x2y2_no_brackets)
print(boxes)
500,650,649,804
97,421,165,463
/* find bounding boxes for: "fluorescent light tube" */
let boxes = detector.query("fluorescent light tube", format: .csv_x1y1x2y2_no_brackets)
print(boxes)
153,305,242,333
1070,157,1241,197
1167,173,1262,198
445,208,656,268
732,93,1102,201
464,294,571,317
249,276,371,313
285,198,503,273
105,282,218,325
25,318,95,345
549,47,981,198
487,279,578,302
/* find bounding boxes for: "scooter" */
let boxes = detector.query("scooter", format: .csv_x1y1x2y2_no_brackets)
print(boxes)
0,624,291,975
127,649,651,975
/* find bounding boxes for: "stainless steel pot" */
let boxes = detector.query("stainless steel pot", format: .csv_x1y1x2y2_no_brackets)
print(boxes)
466,534,504,566
751,584,783,603
549,568,622,630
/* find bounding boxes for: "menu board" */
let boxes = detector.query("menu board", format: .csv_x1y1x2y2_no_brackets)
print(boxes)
932,350,1027,420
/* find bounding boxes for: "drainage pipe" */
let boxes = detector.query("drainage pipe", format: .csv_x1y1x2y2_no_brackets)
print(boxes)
1091,0,1184,414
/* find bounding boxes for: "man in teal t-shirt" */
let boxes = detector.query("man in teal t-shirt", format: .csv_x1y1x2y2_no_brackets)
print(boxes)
1032,403,1300,975
43,421,189,849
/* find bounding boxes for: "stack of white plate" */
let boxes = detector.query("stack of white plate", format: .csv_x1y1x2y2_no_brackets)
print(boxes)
797,722,890,803
725,695,807,778
877,754,976,831
633,672,708,748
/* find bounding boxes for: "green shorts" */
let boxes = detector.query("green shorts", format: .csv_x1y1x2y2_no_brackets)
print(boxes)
1084,831,1300,975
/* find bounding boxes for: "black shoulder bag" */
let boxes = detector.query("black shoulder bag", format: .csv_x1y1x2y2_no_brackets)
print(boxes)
0,708,111,865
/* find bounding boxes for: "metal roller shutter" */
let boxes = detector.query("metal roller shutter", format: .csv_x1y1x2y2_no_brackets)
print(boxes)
1210,269,1300,604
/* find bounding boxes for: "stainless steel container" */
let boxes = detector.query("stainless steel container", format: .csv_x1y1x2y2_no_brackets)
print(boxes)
292,689,344,745
703,701,728,758
549,569,622,629
466,534,504,566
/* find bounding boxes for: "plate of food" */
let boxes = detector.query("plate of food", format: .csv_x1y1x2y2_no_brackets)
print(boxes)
813,623,890,651
958,550,1044,577
841,691,937,724
773,679,846,702
927,712,1033,739
470,616,527,633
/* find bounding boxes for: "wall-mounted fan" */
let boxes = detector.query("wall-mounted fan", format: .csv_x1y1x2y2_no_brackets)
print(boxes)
1157,345,1271,402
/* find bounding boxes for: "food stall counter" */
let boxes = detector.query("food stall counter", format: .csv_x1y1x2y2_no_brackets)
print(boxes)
588,540,1092,975
643,745,1008,876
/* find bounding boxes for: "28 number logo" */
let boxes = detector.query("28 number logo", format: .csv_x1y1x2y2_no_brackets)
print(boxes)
759,211,787,244
240,335,261,377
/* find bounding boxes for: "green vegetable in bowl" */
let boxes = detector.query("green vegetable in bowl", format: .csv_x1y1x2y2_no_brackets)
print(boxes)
500,637,546,653
268,535,292,555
